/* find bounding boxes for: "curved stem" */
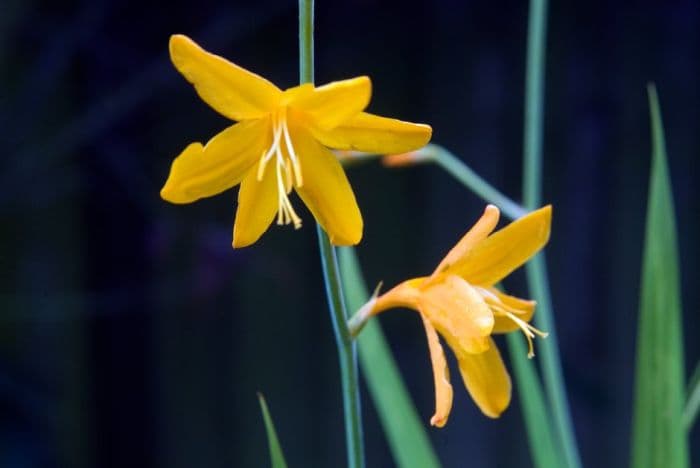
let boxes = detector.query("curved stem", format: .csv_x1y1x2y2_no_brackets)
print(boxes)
299,1,364,467
429,145,526,220
317,230,365,468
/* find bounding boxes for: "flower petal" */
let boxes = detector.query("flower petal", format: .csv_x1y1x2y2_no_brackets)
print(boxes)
310,112,432,154
371,278,424,314
449,205,552,286
169,34,281,121
160,118,269,204
293,127,363,245
420,314,454,428
232,166,279,248
434,205,500,276
488,288,536,333
282,83,315,103
419,275,493,355
288,77,371,130
456,338,512,418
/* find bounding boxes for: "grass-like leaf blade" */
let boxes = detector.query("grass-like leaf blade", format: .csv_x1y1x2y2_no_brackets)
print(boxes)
257,393,289,468
630,84,689,468
506,331,562,468
338,247,441,468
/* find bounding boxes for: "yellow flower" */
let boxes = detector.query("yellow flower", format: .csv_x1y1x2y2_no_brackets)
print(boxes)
161,35,432,247
356,204,551,425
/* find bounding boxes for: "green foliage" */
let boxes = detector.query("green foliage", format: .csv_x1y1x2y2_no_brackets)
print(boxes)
506,333,562,468
630,85,689,468
258,394,289,468
338,247,442,468
521,0,582,465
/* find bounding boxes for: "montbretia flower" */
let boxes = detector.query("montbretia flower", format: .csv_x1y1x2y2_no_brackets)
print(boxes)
351,205,552,425
161,35,432,247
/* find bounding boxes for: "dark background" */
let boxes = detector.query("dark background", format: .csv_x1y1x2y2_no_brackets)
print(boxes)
1,0,699,467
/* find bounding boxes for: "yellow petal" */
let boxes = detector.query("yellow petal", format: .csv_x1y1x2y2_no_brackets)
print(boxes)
456,338,512,418
449,205,552,286
487,287,536,333
418,275,493,355
433,205,500,276
420,315,454,428
160,119,269,204
310,112,432,154
281,83,315,103
232,166,278,248
288,77,371,130
169,34,281,121
371,278,424,315
293,127,363,245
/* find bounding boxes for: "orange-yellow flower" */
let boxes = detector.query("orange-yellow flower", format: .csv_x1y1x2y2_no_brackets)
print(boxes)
160,35,432,247
352,204,551,425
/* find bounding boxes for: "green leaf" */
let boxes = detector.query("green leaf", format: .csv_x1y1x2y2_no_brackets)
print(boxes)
630,84,689,468
257,393,289,468
338,247,441,468
506,321,562,468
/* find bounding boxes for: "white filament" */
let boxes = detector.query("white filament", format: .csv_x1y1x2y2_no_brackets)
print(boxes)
257,108,303,229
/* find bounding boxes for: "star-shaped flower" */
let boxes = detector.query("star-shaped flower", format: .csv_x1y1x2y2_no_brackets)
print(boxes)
351,204,552,424
161,35,432,247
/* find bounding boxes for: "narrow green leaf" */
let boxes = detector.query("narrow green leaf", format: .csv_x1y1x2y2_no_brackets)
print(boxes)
630,84,689,468
506,317,562,468
525,254,580,468
257,393,289,468
338,247,441,468
684,360,700,430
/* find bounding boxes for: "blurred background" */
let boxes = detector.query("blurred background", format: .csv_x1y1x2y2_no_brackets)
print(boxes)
1,0,699,466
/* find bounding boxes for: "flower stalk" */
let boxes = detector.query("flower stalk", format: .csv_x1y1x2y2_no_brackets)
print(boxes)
521,0,581,466
300,1,365,467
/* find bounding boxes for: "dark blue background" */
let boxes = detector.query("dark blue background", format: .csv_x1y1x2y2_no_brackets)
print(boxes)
1,0,698,466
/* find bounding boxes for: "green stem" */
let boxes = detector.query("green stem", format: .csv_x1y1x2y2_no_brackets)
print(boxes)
521,1,581,467
298,0,314,83
522,0,547,210
506,333,561,468
525,255,579,468
429,145,526,220
300,1,364,467
317,230,365,468
339,247,441,468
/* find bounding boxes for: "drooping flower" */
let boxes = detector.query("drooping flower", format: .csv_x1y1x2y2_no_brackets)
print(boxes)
351,204,552,425
161,35,432,248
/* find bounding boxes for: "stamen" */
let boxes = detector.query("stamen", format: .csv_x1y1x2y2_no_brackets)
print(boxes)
258,113,284,180
280,107,303,187
257,108,304,230
482,290,548,359
274,158,302,229
284,160,293,192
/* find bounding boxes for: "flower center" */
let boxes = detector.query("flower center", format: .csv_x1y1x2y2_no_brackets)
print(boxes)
476,287,548,359
257,107,304,229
